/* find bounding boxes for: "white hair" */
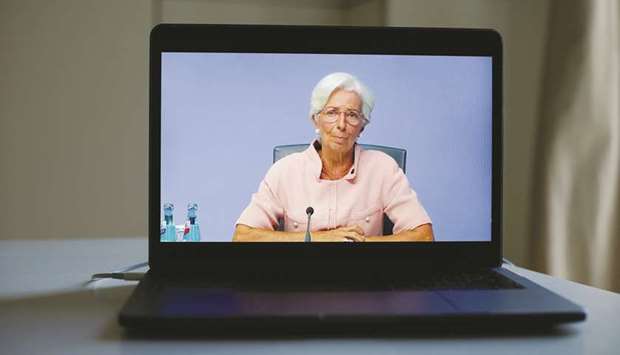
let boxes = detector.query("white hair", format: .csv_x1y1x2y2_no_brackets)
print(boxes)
309,72,375,124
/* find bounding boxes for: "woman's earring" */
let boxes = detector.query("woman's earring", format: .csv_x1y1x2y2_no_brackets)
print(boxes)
358,132,363,138
315,128,320,135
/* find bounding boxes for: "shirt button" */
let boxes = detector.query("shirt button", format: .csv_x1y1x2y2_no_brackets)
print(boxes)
293,222,299,228
365,216,370,223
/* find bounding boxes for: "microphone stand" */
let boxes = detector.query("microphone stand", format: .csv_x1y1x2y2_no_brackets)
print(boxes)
304,207,314,242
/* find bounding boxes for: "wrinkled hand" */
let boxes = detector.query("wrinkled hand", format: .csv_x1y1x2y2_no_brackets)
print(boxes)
313,225,366,242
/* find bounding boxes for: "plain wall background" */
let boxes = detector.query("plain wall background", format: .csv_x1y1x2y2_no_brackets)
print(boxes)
161,53,492,241
0,0,549,265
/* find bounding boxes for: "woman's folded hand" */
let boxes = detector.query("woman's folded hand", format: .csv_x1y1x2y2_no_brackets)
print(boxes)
313,225,366,242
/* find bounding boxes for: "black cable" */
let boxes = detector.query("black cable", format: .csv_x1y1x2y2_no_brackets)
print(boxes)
89,261,148,282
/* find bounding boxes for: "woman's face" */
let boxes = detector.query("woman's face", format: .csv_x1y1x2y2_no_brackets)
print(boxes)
314,89,365,155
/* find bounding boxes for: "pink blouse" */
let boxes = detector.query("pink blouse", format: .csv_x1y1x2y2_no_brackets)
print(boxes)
236,141,431,237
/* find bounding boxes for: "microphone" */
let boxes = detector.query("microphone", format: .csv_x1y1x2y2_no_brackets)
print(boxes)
304,207,314,242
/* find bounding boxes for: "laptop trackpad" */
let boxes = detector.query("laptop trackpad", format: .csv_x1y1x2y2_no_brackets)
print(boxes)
159,288,458,318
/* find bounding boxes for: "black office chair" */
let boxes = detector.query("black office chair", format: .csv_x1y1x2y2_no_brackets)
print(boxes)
273,143,407,235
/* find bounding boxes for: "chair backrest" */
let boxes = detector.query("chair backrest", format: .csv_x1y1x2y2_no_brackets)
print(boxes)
273,144,407,173
272,143,407,235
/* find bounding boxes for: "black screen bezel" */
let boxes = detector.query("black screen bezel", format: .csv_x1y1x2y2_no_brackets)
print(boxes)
149,24,503,275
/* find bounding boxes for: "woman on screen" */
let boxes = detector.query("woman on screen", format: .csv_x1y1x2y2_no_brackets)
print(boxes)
233,72,433,242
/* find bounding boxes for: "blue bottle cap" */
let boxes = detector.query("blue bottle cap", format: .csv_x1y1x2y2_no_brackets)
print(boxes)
187,203,198,219
163,202,174,215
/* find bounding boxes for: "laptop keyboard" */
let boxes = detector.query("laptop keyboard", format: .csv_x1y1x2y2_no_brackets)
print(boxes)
171,270,524,292
388,269,524,291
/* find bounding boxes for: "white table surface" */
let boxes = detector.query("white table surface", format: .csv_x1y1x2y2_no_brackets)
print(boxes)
1,238,619,355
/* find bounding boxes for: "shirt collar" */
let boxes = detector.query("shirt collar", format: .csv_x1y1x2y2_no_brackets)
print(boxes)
305,139,361,182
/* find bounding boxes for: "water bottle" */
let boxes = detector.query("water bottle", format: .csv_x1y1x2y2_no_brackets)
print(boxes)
162,203,176,242
184,203,201,242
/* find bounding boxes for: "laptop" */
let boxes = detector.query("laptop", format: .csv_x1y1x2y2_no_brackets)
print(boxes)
119,24,585,331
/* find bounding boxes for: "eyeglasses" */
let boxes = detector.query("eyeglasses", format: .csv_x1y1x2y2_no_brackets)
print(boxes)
319,107,366,126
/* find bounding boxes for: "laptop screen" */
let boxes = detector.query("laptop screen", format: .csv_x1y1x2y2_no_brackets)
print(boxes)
160,52,492,243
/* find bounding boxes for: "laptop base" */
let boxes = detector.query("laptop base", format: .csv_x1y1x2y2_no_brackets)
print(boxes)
119,268,585,332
